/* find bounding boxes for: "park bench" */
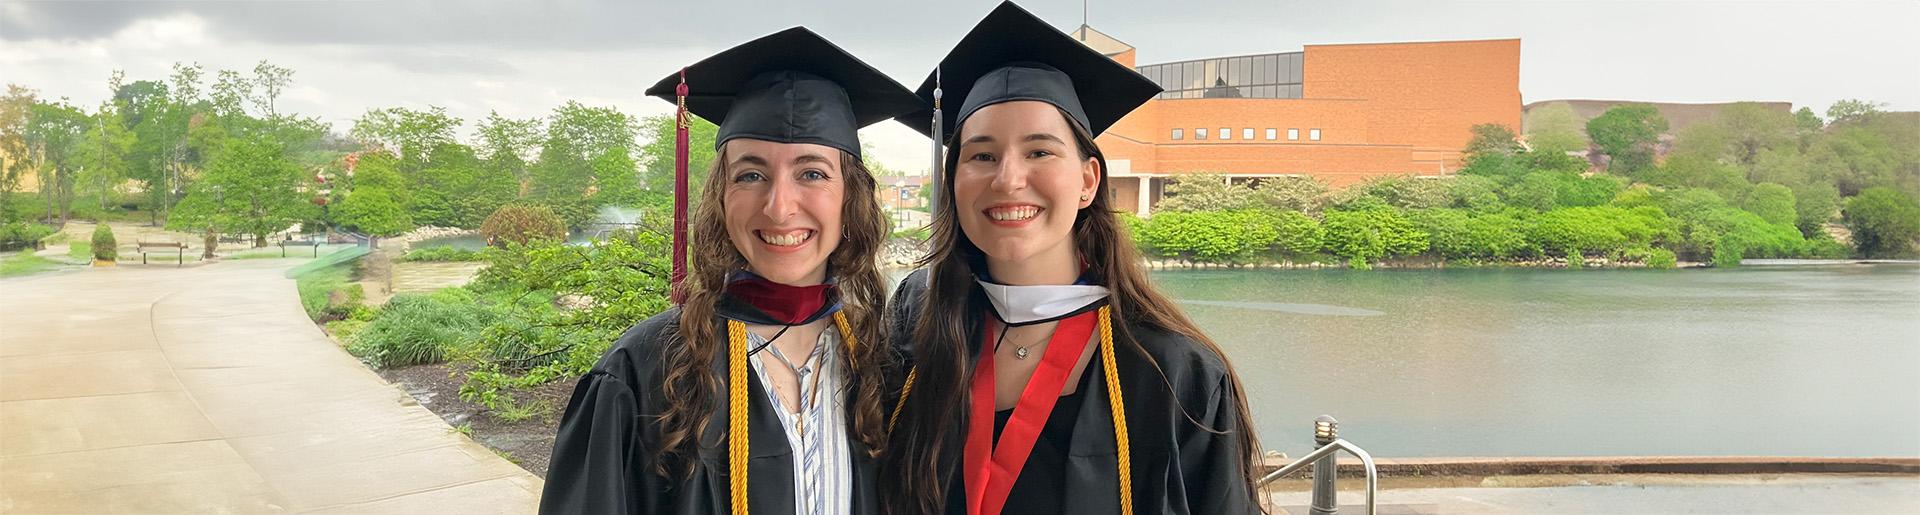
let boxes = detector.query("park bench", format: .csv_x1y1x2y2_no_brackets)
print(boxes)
278,237,322,257
137,241,189,266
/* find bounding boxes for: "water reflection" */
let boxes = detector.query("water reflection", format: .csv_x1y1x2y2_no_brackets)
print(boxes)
1154,265,1920,459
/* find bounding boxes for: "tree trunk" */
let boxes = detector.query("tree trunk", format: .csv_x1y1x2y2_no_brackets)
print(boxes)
202,230,217,260
254,233,267,248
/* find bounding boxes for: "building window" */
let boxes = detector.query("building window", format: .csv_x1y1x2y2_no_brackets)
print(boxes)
1287,128,1299,141
1265,128,1278,140
1218,128,1231,140
1242,128,1255,140
1310,129,1322,141
1172,128,1184,140
1194,128,1207,140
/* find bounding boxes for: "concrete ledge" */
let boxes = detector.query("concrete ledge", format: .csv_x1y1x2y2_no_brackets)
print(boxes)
1259,456,1920,478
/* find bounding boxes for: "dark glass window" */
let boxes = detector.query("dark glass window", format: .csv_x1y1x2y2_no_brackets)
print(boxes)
1137,51,1304,99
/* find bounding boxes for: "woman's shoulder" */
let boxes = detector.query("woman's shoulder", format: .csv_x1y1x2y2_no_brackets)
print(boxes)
589,307,688,383
1122,318,1232,391
889,267,933,311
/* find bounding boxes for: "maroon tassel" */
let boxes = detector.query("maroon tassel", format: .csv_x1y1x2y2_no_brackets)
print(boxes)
671,68,691,304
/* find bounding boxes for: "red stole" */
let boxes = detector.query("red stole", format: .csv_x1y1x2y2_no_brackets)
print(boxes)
963,310,1099,515
723,275,833,325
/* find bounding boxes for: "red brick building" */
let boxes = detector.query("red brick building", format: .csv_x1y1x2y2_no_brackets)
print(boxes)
1069,26,1522,214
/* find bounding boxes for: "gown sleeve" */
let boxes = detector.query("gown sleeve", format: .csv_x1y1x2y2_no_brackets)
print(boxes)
1178,374,1260,515
540,371,646,515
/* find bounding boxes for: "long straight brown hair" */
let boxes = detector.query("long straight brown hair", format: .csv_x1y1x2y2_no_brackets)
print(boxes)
652,147,892,477
877,109,1264,514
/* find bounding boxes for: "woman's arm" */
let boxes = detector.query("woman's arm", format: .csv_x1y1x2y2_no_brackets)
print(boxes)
540,371,645,514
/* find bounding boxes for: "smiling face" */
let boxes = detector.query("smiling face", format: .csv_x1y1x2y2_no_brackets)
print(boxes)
720,138,846,286
950,101,1102,283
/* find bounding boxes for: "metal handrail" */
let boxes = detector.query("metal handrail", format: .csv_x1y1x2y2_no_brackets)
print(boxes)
1258,438,1378,515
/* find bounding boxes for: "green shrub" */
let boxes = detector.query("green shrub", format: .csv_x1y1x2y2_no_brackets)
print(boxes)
1646,248,1678,269
349,288,493,368
1320,206,1428,269
296,262,363,322
90,225,117,261
0,222,55,251
459,231,672,419
480,205,567,248
399,246,484,262
1134,209,1282,264
1843,187,1920,258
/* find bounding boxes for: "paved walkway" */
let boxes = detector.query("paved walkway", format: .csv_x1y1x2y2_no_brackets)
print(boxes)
1,260,542,513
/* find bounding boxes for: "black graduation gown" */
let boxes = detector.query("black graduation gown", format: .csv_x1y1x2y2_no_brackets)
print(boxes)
540,306,881,514
886,269,1260,515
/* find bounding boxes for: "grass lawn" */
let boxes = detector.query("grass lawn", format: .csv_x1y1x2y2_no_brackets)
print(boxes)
0,252,62,278
66,241,92,262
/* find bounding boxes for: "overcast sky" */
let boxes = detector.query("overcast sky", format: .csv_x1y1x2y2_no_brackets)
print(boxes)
4,0,1916,174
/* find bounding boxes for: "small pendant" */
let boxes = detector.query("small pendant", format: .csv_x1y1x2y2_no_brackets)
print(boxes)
1014,346,1030,360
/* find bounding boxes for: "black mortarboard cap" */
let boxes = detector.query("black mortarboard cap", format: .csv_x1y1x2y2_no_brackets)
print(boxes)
900,1,1161,141
645,27,923,158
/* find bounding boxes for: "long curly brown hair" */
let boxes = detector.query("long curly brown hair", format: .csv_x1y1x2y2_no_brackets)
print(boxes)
877,108,1265,514
651,146,892,477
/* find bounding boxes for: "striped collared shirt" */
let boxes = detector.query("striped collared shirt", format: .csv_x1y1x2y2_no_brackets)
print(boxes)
746,329,853,515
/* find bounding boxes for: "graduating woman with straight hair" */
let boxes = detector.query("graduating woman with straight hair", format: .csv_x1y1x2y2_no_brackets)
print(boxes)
540,27,923,515
878,3,1267,514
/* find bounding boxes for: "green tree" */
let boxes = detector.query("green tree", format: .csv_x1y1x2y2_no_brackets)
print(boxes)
0,85,36,222
1842,187,1920,258
532,102,639,227
591,148,644,207
25,99,90,221
166,135,317,250
1257,176,1328,212
474,111,542,185
1465,123,1522,158
79,77,137,212
1825,99,1885,127
1742,183,1797,226
638,113,718,195
1154,174,1262,212
1791,182,1840,236
1712,102,1795,168
333,152,414,238
406,142,514,228
1585,104,1668,174
1526,103,1588,154
352,106,462,163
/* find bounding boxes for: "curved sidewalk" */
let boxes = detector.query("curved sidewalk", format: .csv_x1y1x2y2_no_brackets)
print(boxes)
1,261,542,513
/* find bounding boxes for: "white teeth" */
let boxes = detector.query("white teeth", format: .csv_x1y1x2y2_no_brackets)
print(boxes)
988,206,1039,221
759,230,812,247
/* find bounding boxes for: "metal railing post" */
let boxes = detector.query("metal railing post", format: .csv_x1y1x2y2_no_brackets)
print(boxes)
1257,415,1379,515
1311,415,1339,515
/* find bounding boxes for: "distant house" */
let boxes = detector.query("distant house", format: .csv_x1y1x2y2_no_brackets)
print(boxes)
875,175,930,209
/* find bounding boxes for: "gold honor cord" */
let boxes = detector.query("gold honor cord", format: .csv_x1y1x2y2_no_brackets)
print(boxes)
885,306,1131,514
725,312,859,515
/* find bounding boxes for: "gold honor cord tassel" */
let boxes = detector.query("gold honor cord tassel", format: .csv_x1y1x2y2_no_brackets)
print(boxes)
1097,306,1133,515
888,370,916,432
726,320,751,515
883,306,1131,513
726,313,860,515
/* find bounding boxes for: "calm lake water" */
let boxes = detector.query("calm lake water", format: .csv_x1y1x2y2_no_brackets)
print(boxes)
1146,264,1920,458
